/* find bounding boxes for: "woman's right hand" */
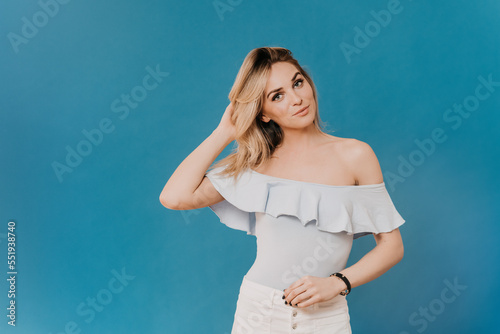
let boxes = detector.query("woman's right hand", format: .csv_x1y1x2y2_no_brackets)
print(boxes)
216,101,237,142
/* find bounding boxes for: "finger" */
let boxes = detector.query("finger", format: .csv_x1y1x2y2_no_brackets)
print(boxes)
296,295,317,308
284,279,305,298
285,287,302,305
288,285,310,306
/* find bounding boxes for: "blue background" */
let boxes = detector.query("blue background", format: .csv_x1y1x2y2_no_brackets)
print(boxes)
1,0,499,333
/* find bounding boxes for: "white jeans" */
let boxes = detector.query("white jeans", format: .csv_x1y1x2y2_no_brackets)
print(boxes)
231,275,352,334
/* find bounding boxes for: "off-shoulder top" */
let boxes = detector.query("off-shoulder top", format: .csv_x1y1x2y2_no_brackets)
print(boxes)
205,165,406,290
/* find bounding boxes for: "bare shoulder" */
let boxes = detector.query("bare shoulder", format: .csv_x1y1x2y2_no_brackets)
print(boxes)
321,134,368,156
325,135,383,185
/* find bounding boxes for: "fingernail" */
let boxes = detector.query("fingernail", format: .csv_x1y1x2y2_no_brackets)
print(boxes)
284,301,288,305
282,295,285,299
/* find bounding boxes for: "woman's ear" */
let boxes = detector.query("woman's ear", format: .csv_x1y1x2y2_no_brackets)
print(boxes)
261,114,271,123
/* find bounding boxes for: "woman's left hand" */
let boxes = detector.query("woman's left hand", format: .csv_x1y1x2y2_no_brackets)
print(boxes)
283,275,346,308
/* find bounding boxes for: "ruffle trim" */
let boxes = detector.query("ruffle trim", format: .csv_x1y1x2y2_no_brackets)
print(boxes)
206,166,405,239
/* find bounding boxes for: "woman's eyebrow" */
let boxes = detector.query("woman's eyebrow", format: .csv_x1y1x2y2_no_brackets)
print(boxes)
266,72,301,99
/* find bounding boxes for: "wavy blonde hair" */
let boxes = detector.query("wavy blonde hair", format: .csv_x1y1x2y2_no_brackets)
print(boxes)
208,47,332,182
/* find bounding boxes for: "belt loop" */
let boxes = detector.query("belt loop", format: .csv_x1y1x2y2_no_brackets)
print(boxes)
269,287,277,307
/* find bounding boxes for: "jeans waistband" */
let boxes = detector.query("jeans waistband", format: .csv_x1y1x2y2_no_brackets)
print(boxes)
240,275,347,311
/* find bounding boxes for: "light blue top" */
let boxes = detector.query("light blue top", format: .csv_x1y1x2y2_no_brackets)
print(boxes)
205,165,406,290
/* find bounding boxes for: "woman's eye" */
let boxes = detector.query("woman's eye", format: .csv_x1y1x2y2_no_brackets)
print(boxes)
294,79,304,87
272,93,283,101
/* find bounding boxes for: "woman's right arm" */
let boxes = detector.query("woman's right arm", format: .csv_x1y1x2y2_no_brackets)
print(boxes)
159,102,236,211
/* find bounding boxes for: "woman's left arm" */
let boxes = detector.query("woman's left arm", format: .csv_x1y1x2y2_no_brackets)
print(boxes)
338,228,404,289
340,139,405,289
284,139,404,307
285,229,404,308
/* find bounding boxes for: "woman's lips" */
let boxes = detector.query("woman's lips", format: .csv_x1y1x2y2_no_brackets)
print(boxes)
293,106,309,117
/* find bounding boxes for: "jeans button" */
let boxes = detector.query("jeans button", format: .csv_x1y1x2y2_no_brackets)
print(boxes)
292,323,297,329
292,310,297,317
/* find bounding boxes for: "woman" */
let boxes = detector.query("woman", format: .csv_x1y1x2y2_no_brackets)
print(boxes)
160,47,405,333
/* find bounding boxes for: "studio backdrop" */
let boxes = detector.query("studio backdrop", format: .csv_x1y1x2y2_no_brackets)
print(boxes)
1,0,499,333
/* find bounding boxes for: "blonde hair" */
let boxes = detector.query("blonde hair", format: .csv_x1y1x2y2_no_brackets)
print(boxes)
208,47,332,182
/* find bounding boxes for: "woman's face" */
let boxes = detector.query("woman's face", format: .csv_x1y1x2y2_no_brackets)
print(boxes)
260,61,316,129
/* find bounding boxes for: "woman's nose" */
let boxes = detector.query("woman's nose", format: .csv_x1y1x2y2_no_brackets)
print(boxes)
289,91,302,105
